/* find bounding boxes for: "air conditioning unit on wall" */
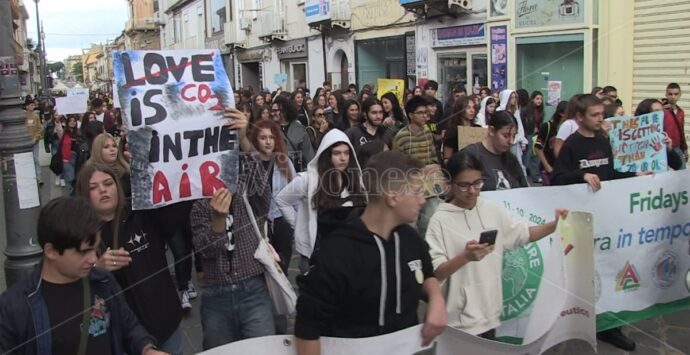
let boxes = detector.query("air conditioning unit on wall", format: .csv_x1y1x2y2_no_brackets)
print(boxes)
449,0,471,10
239,18,251,30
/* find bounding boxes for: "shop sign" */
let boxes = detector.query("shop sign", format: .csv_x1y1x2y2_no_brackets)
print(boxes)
352,0,411,30
306,0,331,24
405,33,416,76
431,23,485,48
235,48,270,63
515,0,585,28
277,39,308,60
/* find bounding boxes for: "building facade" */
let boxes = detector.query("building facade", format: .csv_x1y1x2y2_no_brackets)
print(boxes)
125,0,162,51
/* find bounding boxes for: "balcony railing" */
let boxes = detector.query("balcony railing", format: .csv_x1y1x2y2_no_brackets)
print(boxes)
125,17,159,33
256,11,286,41
224,20,247,48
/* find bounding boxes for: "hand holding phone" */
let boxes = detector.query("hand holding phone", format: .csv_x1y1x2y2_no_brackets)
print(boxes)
479,229,498,245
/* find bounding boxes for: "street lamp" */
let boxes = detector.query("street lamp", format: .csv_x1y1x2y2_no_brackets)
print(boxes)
0,0,43,287
33,0,47,98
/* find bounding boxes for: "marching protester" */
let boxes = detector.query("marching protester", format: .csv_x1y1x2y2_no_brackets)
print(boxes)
534,101,568,186
497,89,528,176
249,119,297,274
0,197,166,355
45,112,64,186
272,96,315,172
632,98,682,170
522,91,544,183
443,95,479,164
663,82,687,169
87,133,132,199
442,85,467,128
276,128,367,273
76,164,183,354
58,116,79,193
394,96,443,238
423,80,444,133
426,150,568,339
335,99,361,132
461,111,527,191
190,108,276,349
306,106,330,150
24,98,43,185
475,96,496,128
552,94,582,158
91,98,117,135
550,94,654,351
295,151,447,354
382,92,408,130
326,91,345,127
345,98,392,166
292,91,310,127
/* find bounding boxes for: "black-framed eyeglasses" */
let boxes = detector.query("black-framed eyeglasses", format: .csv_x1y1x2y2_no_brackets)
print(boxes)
452,179,485,192
413,110,429,116
315,112,326,117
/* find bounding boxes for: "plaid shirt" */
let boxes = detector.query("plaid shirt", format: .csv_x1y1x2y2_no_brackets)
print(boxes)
190,153,270,286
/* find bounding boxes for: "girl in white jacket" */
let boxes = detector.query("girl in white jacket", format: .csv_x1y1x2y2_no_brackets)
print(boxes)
275,129,367,273
425,150,567,339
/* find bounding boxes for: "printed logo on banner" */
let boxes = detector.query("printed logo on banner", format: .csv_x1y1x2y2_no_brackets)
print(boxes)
651,251,679,289
501,243,544,320
615,261,641,292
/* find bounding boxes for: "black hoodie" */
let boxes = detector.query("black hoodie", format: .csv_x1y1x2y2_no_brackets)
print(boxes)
294,207,435,340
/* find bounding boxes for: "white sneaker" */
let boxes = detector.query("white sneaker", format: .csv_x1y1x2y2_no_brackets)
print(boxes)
180,290,192,310
59,179,66,187
186,281,197,299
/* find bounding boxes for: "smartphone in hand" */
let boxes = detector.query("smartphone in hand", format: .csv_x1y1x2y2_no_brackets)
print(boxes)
479,229,498,245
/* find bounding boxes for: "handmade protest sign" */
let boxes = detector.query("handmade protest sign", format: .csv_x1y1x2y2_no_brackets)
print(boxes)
458,126,487,150
55,96,88,115
608,112,668,173
112,50,236,210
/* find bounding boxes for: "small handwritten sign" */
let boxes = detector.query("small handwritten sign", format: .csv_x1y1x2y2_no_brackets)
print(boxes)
608,112,667,173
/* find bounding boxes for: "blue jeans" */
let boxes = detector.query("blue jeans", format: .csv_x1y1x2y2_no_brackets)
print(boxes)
200,276,275,350
160,326,182,355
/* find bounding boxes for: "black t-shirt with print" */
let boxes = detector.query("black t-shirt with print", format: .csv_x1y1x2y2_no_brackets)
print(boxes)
462,142,528,191
551,131,636,185
42,279,112,355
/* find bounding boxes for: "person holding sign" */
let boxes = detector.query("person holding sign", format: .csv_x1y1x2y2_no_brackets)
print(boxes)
663,83,687,168
426,151,568,339
295,151,447,355
460,111,527,191
550,94,653,351
443,96,479,164
551,94,653,191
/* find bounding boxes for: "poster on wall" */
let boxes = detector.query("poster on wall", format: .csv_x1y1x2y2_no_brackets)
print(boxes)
112,50,238,210
490,0,508,17
305,0,331,24
608,112,668,173
416,47,428,83
515,0,585,28
547,81,562,106
377,78,405,107
490,26,508,92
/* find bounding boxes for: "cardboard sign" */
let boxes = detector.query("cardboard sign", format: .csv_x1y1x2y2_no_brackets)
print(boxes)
457,126,488,150
55,96,88,115
608,112,668,173
112,50,237,210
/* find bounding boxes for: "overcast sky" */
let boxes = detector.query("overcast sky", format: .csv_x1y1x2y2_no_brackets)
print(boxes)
26,0,128,62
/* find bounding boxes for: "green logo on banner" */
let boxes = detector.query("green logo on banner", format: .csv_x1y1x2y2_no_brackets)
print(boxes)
501,243,544,321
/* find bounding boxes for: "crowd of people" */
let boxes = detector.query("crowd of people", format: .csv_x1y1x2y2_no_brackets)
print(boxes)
0,79,685,354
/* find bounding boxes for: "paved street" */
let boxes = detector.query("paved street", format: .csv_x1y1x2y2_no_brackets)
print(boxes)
0,148,688,354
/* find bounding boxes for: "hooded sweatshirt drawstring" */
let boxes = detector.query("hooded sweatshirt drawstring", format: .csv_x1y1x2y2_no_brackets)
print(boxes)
461,204,487,231
372,235,387,327
394,232,401,315
372,232,403,327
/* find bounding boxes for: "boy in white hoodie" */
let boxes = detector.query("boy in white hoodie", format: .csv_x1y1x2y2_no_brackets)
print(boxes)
425,150,567,339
